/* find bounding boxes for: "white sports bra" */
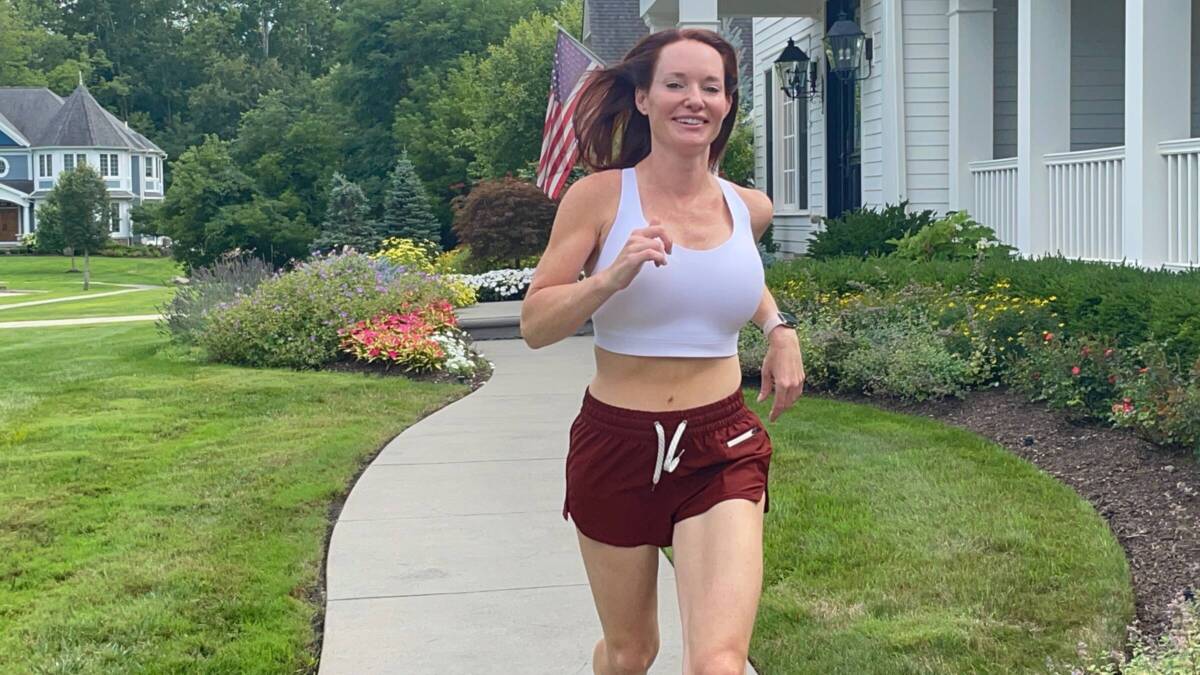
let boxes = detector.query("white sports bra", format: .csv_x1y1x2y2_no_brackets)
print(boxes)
588,166,765,358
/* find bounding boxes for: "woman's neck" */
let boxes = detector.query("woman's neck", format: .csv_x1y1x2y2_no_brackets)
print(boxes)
637,150,715,199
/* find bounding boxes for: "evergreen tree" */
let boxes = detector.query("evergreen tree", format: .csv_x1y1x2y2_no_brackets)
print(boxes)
34,164,111,289
311,173,379,253
379,150,441,247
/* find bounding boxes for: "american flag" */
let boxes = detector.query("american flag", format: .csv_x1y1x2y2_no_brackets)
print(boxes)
536,27,604,200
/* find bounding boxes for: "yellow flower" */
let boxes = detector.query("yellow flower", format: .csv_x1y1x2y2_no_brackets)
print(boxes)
1049,295,1057,301
1058,322,1065,328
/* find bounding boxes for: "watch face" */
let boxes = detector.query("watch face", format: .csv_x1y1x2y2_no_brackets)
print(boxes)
778,310,798,327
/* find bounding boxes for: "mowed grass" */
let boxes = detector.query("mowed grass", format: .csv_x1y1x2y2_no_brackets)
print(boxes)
0,323,470,673
0,256,180,318
734,393,1134,674
0,287,174,322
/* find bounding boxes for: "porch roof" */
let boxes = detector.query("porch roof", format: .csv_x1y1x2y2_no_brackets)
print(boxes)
0,182,29,207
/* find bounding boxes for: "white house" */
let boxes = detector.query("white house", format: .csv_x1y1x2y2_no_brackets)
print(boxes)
637,0,1200,270
0,84,167,248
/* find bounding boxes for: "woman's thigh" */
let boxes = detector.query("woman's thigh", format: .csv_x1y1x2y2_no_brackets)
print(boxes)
670,495,766,665
575,528,662,645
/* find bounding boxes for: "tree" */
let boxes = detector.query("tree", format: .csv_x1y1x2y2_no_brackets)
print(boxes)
380,151,441,246
154,135,257,270
393,1,580,233
311,173,379,253
34,164,110,289
452,177,556,268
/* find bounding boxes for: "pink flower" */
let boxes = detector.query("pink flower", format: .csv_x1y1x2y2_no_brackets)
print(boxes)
1071,366,1081,376
1104,348,1114,358
1108,374,1117,385
1044,332,1054,342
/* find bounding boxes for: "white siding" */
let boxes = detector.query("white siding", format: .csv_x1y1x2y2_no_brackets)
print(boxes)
902,0,950,213
754,16,825,254
860,0,886,208
994,0,1018,159
1071,0,1125,151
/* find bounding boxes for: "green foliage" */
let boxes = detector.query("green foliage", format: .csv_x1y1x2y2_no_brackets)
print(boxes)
34,164,111,286
1010,334,1128,421
1110,343,1200,455
100,241,168,258
153,135,313,270
200,251,458,369
393,0,580,233
160,252,275,345
311,173,379,254
839,321,972,400
451,177,557,268
719,115,755,187
805,201,937,260
888,210,1017,262
380,151,441,247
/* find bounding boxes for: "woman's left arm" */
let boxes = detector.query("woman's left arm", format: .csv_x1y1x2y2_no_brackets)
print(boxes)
740,185,806,422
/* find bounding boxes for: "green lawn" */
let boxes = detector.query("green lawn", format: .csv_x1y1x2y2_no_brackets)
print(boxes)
736,394,1134,674
0,256,180,320
0,323,470,674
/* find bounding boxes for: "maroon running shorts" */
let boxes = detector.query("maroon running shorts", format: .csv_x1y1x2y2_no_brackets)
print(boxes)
562,386,773,548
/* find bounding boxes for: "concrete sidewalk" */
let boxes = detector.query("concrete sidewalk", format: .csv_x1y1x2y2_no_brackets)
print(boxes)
0,314,161,329
319,336,758,674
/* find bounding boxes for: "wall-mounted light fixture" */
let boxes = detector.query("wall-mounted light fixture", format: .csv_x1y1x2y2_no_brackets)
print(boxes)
773,38,822,103
824,12,873,82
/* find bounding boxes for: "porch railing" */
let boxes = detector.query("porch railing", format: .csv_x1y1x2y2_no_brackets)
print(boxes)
1045,146,1125,262
1159,138,1200,268
968,157,1018,247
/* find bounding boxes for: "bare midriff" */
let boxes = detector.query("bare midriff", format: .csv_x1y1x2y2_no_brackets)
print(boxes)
588,345,743,412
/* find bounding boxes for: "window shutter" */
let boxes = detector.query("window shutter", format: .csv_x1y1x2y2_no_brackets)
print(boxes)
765,68,774,201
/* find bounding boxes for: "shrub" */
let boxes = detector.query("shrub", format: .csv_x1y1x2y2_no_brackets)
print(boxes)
1110,343,1200,455
159,252,275,344
1056,595,1200,675
888,210,1017,262
101,241,169,258
451,177,556,268
373,236,437,274
1010,333,1127,422
447,268,536,302
804,201,937,260
838,320,971,401
199,251,457,369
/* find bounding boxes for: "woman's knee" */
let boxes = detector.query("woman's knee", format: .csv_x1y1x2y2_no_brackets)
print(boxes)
606,635,660,673
688,648,747,675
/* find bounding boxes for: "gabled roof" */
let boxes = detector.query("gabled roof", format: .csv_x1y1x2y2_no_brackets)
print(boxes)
0,110,31,147
0,87,64,142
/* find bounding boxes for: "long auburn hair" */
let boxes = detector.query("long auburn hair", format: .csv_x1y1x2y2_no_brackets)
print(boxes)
573,28,739,174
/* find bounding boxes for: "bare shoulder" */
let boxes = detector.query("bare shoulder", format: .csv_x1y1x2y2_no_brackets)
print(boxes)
559,168,622,213
731,183,774,242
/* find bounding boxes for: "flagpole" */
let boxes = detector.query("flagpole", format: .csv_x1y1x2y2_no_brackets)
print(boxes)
552,20,608,67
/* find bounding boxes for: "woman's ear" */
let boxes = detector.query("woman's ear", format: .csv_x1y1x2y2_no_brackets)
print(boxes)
634,88,647,115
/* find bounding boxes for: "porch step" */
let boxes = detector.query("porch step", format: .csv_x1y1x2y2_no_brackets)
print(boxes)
454,300,592,341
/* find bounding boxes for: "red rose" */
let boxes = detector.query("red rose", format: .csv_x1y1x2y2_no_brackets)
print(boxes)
1044,332,1054,342
1108,374,1117,385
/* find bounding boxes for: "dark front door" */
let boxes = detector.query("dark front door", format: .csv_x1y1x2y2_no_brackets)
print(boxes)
826,0,862,219
0,207,18,242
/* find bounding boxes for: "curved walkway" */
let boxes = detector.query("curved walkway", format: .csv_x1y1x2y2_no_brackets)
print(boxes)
0,283,161,311
319,336,758,674
0,314,161,329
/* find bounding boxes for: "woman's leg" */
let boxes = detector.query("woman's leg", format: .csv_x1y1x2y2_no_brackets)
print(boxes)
671,495,767,675
575,528,663,675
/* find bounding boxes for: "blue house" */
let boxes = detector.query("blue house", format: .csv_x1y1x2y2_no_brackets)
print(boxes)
0,84,167,247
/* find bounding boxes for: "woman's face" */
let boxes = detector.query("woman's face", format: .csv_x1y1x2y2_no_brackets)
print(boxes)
635,39,731,153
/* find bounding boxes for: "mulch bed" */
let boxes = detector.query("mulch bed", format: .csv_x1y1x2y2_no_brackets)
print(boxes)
795,382,1200,639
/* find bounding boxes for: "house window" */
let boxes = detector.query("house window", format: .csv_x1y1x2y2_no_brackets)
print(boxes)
100,153,118,177
76,153,86,167
39,154,53,177
108,204,120,233
773,80,809,211
0,158,8,178
63,154,74,172
145,156,153,178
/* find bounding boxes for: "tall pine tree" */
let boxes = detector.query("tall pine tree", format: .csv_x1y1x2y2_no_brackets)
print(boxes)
311,173,379,253
379,150,441,247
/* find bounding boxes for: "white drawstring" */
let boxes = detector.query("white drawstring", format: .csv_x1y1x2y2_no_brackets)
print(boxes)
652,420,687,489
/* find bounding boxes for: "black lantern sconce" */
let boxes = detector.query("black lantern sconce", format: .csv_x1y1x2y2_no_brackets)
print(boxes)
824,12,874,81
773,38,822,103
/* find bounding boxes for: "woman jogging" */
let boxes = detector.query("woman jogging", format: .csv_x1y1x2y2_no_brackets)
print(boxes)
520,27,806,675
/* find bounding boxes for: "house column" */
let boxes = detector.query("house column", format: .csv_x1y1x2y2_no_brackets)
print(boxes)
677,0,720,32
948,0,995,212
1124,0,1191,268
881,0,908,204
1016,0,1070,255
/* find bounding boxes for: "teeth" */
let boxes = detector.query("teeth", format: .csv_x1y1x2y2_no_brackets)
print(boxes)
676,118,703,126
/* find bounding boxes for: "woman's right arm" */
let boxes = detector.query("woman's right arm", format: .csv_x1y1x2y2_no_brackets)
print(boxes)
520,174,618,350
